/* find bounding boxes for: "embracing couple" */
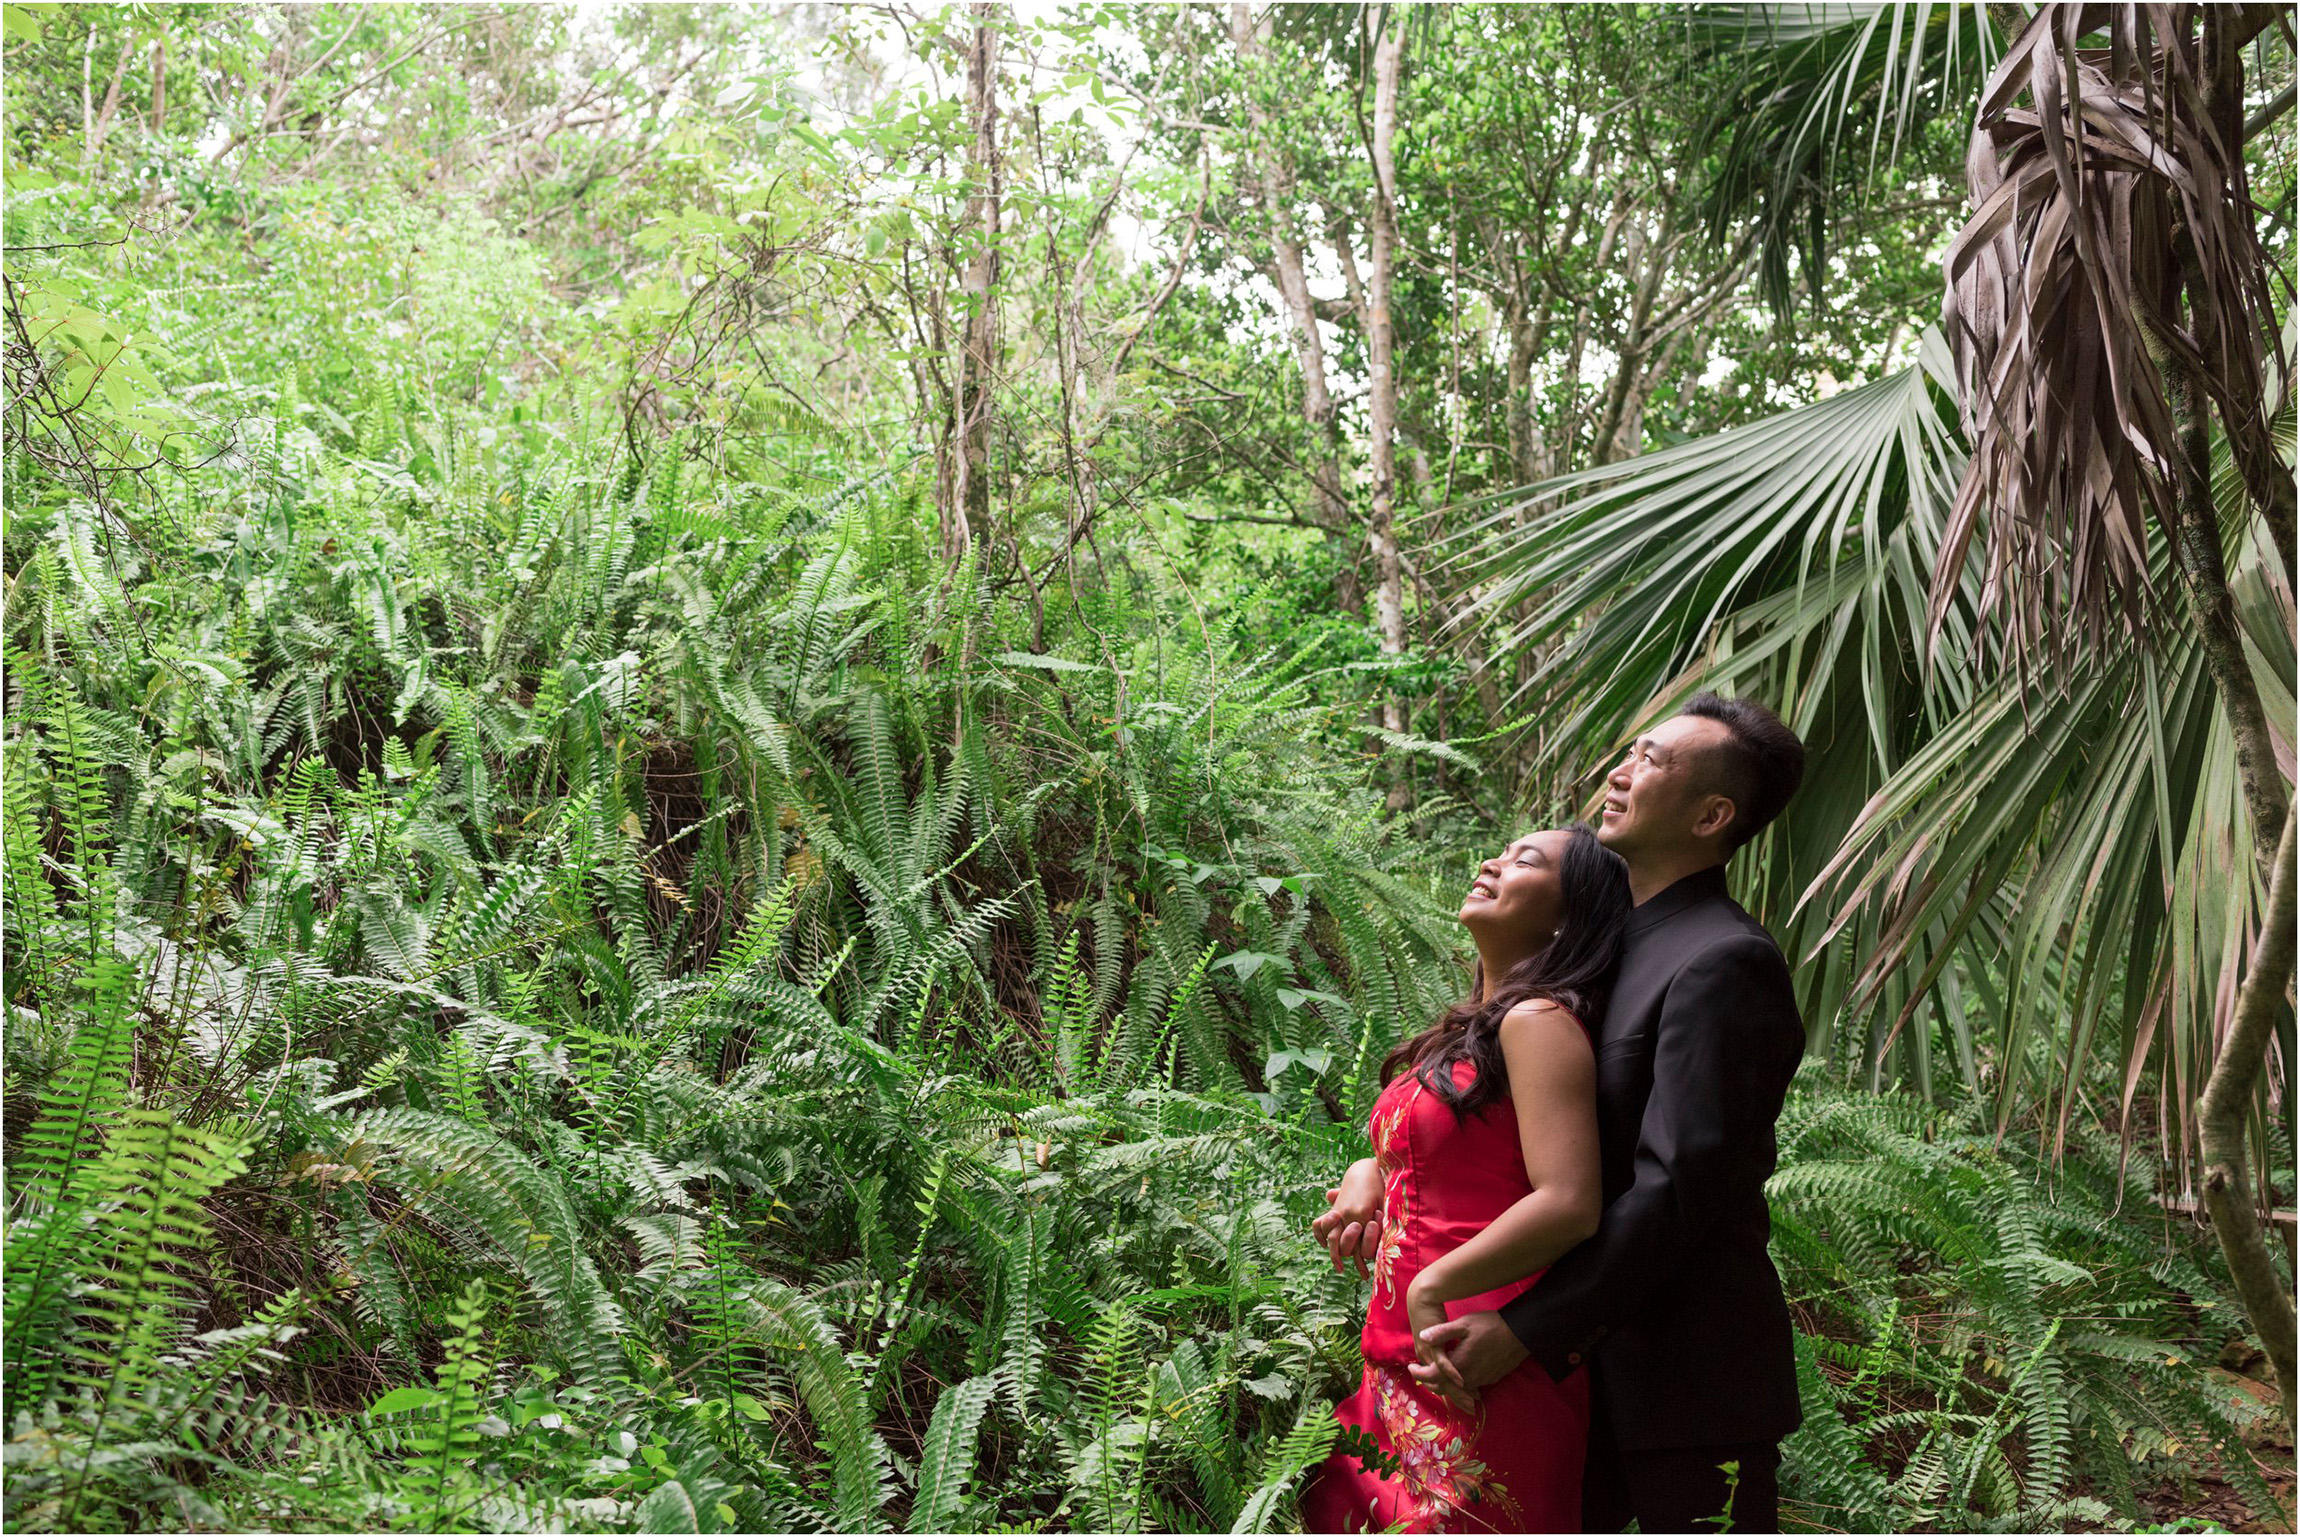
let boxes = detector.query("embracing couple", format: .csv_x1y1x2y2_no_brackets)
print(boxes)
1303,693,1809,1534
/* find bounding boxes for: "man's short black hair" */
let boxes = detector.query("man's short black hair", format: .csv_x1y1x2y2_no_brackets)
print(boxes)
1679,692,1806,851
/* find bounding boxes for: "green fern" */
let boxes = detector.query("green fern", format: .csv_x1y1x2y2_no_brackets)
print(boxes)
1,729,65,1009
1770,1081,2286,1530
1230,1397,1341,1535
6,363,2280,1537
997,1208,1048,1419
740,1279,895,1530
1071,1299,1150,1531
909,1373,999,1533
25,1111,254,1528
4,956,147,1423
372,1277,495,1532
339,1107,626,1383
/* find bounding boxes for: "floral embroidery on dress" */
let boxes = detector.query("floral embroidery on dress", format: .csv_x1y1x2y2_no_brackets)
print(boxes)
1372,1093,1410,1165
1305,1061,1586,1534
1372,1175,1409,1302
1370,1094,1413,1303
1370,1364,1519,1528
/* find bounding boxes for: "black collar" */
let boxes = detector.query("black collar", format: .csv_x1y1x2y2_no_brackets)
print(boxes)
1626,863,1731,935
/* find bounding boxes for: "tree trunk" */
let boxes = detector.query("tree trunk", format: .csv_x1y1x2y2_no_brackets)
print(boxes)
1502,270,1541,486
1401,423,1507,733
2155,273,2298,1412
2196,809,2298,1406
83,34,135,161
1365,8,1408,812
148,34,166,133
2159,327,2291,877
1228,2,1359,614
949,4,1001,564
2203,5,2297,586
1589,215,1669,466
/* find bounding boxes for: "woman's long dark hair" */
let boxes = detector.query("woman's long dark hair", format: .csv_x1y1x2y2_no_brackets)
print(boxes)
1380,824,1632,1119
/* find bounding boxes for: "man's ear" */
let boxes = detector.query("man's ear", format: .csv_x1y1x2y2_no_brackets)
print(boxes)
1693,794,1738,843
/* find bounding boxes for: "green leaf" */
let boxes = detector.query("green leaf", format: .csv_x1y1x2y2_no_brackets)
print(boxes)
636,1478,704,1533
366,1386,443,1416
1263,1047,1332,1079
909,1374,997,1532
1213,949,1287,980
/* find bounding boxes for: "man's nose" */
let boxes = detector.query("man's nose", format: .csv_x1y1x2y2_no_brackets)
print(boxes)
1608,760,1632,788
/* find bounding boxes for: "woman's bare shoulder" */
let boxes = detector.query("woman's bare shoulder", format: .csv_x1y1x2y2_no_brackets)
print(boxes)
1497,997,1581,1035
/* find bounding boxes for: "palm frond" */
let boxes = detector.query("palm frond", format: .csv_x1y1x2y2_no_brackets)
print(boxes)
1691,3,2003,315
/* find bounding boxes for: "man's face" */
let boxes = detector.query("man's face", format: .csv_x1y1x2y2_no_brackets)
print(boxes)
1597,714,1738,863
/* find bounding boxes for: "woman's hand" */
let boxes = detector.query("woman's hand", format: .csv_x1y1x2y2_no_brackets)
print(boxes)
1310,1156,1384,1277
1411,1311,1524,1415
1404,1274,1450,1342
1406,1269,1478,1414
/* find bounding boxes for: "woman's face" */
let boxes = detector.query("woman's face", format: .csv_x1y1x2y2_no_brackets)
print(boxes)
1458,828,1571,944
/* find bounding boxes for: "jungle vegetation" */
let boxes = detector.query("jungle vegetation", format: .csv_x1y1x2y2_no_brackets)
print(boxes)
2,3,2293,1531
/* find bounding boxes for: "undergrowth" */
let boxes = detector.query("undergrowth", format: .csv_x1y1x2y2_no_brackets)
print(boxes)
1,396,2282,1532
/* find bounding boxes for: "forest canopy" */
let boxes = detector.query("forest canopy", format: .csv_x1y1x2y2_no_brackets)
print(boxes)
2,3,2293,1532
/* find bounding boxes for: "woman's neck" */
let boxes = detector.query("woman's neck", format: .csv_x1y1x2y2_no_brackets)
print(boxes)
1473,938,1543,1000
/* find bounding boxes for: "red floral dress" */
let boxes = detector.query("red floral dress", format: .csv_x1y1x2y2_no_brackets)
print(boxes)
1301,1055,1590,1533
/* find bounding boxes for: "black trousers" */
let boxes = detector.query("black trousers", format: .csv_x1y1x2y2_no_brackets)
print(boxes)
1581,1392,1781,1533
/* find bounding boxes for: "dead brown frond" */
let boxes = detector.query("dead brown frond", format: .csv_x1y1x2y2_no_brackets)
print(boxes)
1937,3,2292,667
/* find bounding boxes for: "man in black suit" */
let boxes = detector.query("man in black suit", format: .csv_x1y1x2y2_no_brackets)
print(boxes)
1410,692,1809,1533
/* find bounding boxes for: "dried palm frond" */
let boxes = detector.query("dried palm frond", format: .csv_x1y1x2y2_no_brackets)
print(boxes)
1938,3,2292,663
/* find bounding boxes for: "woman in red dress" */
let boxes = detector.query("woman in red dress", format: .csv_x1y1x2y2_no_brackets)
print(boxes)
1303,825,1630,1534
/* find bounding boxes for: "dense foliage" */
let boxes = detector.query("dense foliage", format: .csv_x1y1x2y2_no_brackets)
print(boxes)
3,3,2289,1533
3,433,2280,1530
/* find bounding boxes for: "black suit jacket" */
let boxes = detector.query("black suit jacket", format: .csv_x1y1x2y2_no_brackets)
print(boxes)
1499,864,1806,1452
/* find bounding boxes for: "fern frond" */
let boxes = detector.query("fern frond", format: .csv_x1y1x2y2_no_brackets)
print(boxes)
343,1108,625,1382
909,1373,998,1533
740,1279,894,1530
1230,1396,1340,1534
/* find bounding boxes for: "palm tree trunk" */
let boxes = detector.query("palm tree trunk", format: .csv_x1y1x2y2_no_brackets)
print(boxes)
2204,5,2297,590
2157,328,2291,877
2196,809,2298,1405
2156,311,2298,1409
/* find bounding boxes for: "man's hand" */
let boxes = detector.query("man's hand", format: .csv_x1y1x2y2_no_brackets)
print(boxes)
1310,1158,1384,1278
1410,1310,1528,1412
